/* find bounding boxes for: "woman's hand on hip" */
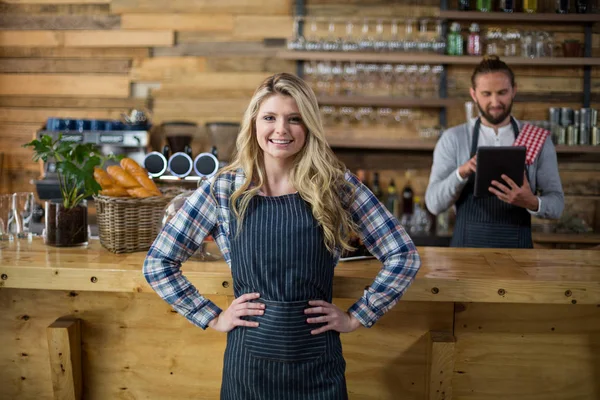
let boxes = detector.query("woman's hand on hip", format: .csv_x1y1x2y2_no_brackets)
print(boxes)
208,292,264,332
305,300,362,335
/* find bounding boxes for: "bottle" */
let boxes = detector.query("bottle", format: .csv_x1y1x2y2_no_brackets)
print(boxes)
372,172,383,201
385,179,400,217
500,0,515,12
477,0,492,12
467,23,482,56
576,0,588,13
409,197,433,236
402,172,414,216
556,0,570,13
523,0,538,12
447,23,463,56
459,0,471,10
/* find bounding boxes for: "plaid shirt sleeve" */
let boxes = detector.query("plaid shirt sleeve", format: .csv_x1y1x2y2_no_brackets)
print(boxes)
143,178,223,330
344,171,421,328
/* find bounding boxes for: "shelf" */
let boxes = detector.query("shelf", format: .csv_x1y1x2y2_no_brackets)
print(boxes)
317,95,457,108
326,135,437,151
440,10,600,23
555,145,600,154
324,136,600,153
532,232,600,244
277,51,600,66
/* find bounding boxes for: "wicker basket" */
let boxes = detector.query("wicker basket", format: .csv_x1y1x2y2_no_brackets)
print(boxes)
94,194,174,254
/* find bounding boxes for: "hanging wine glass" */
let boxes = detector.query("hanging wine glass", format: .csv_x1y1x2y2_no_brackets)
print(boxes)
324,19,341,52
404,19,418,52
374,19,388,52
305,17,322,51
418,19,432,53
432,20,446,55
342,19,359,52
287,16,305,51
358,19,374,52
389,19,403,52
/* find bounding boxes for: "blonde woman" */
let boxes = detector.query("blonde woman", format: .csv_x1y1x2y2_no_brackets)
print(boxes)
143,73,421,399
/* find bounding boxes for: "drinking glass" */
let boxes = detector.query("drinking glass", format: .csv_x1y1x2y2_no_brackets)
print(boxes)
389,19,403,52
374,19,388,52
0,194,14,241
393,64,408,97
324,19,341,52
305,18,322,51
11,192,34,240
342,20,359,52
358,19,374,52
342,61,358,95
404,19,418,52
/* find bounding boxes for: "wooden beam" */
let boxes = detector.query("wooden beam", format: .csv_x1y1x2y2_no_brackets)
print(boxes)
0,47,149,59
121,13,233,32
232,16,292,39
0,30,174,47
6,0,108,3
46,318,82,400
0,96,148,109
0,107,123,123
110,0,292,15
0,14,120,30
426,331,455,400
0,59,131,74
0,74,130,98
0,3,110,14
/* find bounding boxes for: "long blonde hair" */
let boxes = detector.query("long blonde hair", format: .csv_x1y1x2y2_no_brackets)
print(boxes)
215,73,356,253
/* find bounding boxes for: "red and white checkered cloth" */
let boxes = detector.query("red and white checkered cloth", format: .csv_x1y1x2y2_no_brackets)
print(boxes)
513,123,551,165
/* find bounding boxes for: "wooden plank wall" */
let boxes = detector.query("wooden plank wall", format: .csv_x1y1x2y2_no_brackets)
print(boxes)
0,0,598,232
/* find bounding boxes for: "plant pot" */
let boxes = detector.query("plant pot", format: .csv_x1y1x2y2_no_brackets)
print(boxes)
44,199,88,247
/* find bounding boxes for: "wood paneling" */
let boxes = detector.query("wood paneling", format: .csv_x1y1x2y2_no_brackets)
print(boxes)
0,3,110,14
0,30,174,47
121,13,234,32
0,108,123,123
0,289,453,400
152,41,279,57
0,97,148,109
232,16,292,39
46,318,82,400
0,47,149,59
3,0,110,3
111,0,292,15
0,75,130,98
0,59,131,74
130,57,207,81
0,14,120,30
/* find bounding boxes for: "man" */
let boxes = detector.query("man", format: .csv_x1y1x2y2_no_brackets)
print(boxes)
425,56,564,248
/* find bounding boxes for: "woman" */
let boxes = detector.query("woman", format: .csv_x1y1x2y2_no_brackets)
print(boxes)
143,73,421,399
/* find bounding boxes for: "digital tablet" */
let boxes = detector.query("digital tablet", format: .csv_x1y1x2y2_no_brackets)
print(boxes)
474,146,526,198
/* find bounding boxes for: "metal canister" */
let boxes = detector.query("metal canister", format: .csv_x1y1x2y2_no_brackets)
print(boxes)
549,107,561,125
591,108,598,127
560,107,573,127
579,125,591,145
580,108,591,126
567,125,579,146
558,126,567,145
573,110,580,127
592,126,600,145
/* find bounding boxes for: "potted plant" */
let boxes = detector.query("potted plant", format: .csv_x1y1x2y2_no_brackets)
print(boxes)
24,134,102,247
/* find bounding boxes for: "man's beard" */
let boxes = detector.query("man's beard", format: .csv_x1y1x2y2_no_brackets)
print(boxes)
476,100,513,125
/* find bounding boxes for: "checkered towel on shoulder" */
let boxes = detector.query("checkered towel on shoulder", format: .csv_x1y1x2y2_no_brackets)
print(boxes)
513,123,551,165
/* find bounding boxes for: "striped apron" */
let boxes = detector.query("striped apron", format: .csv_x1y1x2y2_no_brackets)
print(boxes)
450,117,534,248
220,193,348,399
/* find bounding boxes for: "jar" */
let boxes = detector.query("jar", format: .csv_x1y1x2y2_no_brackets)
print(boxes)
556,0,570,13
467,23,482,56
523,0,538,12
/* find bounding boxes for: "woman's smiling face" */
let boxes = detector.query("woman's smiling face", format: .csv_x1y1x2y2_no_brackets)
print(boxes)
255,94,307,165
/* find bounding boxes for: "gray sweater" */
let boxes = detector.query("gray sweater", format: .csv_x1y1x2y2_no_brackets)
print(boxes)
425,120,564,219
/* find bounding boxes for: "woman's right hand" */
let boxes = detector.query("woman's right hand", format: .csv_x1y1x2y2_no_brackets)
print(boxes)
208,292,265,332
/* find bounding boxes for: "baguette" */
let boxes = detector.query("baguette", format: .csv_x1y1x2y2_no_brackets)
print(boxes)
106,165,140,189
120,157,161,195
100,187,130,197
127,187,156,198
94,167,116,189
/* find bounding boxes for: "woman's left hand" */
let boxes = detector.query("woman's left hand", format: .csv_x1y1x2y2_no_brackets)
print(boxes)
305,300,362,335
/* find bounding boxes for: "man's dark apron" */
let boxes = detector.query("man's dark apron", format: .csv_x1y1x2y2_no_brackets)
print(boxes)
450,117,534,248
220,193,348,399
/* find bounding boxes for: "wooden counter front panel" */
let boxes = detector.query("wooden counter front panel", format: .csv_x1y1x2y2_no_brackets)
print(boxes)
0,289,453,400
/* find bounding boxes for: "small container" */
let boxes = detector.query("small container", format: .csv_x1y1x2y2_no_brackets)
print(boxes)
592,126,599,145
556,0,570,13
500,0,515,12
477,0,492,12
459,0,471,10
561,107,574,126
467,23,482,56
523,0,538,12
576,0,588,13
579,125,591,145
567,125,579,145
447,23,463,56
558,126,568,145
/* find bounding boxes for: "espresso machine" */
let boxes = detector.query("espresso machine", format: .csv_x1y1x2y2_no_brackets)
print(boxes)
35,114,150,200
144,121,239,183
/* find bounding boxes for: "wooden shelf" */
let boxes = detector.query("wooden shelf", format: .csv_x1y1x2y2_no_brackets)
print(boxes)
555,145,600,154
326,135,437,151
317,95,456,108
532,232,600,244
325,136,600,153
277,51,600,66
440,10,600,23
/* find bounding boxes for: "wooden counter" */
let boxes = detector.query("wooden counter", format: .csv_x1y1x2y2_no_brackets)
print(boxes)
1,239,600,400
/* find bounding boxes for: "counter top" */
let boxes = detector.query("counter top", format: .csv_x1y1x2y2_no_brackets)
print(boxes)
1,238,599,305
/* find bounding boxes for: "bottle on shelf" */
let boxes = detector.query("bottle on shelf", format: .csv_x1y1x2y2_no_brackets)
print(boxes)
372,172,384,202
409,197,433,236
499,0,515,12
386,179,400,217
556,0,570,13
447,22,463,56
523,0,538,12
402,171,414,217
433,20,447,55
467,23,482,56
576,0,588,13
459,0,471,11
477,0,492,12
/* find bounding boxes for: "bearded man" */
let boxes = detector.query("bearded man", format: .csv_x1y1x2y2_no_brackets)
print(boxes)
425,56,564,248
